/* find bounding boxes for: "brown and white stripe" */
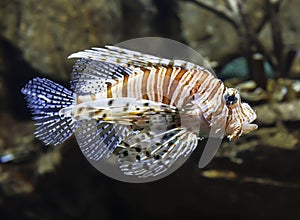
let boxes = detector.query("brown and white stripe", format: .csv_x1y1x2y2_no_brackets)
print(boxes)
76,65,225,125
70,46,257,140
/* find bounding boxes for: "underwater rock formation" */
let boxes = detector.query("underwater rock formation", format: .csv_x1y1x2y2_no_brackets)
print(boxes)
0,0,122,79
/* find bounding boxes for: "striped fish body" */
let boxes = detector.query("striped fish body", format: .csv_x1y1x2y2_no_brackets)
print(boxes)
22,46,258,178
75,66,212,108
63,65,215,133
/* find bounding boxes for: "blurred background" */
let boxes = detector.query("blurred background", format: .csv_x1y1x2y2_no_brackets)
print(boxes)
1,0,300,219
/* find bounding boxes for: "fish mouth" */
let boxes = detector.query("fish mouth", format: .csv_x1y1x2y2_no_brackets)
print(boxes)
242,122,258,134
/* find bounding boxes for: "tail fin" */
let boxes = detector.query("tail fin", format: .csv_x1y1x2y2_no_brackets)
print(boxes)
21,77,76,145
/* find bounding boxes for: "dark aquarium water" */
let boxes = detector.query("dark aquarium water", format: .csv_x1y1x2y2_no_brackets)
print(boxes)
1,0,300,219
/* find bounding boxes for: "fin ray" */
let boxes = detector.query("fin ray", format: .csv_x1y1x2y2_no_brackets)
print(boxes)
70,58,132,95
118,128,198,178
21,77,75,145
75,119,129,160
69,46,203,70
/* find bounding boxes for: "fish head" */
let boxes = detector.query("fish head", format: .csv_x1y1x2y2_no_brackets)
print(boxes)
224,88,258,140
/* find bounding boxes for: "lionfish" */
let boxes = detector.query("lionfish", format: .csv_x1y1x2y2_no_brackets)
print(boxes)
21,46,258,178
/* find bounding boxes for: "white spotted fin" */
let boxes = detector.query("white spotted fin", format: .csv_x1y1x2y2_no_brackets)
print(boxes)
68,46,203,70
75,119,129,160
59,98,179,126
21,78,76,146
59,97,183,161
70,58,132,96
117,127,198,178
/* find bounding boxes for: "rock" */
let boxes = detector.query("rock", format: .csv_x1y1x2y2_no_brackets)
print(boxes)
255,99,300,125
0,113,38,195
36,149,62,175
0,0,122,79
254,104,277,124
178,1,239,63
290,50,300,78
179,0,300,71
257,123,298,150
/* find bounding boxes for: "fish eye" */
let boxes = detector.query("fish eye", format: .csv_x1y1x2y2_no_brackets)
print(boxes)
224,94,238,105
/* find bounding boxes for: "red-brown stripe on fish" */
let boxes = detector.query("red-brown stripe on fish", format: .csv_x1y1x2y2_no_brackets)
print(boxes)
69,46,258,137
